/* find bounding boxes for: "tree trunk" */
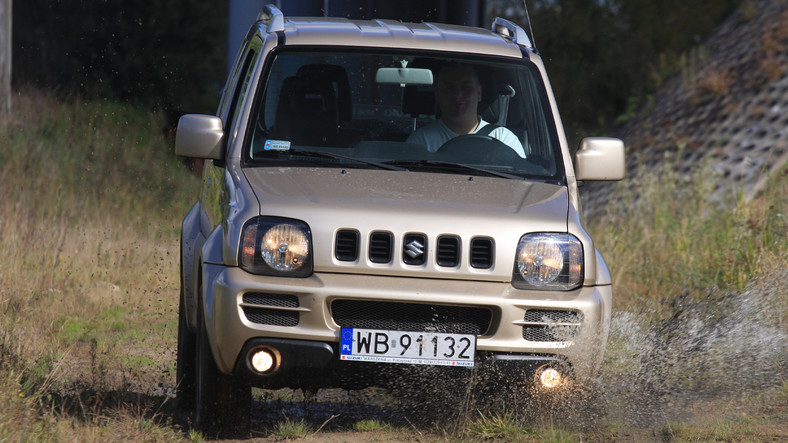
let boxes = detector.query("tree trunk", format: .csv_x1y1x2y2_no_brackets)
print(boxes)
0,0,11,115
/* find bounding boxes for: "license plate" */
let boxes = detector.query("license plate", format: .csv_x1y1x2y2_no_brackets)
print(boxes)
340,328,476,367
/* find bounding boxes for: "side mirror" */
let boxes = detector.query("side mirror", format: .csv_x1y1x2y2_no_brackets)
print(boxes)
574,137,625,181
175,114,225,160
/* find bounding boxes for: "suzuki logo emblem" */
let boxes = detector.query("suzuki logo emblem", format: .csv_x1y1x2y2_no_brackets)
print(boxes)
404,239,425,259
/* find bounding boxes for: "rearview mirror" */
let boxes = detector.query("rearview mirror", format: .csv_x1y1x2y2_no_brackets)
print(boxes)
375,67,433,86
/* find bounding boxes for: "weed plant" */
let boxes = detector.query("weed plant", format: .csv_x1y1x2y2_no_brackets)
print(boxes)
352,418,390,432
466,410,530,440
272,417,312,439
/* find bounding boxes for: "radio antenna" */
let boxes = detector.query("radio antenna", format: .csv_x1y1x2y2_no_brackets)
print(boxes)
522,0,537,50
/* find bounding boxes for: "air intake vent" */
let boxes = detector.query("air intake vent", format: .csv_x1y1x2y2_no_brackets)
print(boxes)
242,293,299,308
243,307,299,327
369,232,393,263
470,237,494,269
332,300,492,335
335,230,359,261
241,293,300,327
436,236,460,267
524,309,583,324
522,309,583,342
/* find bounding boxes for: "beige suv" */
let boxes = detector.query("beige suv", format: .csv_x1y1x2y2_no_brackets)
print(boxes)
175,4,625,431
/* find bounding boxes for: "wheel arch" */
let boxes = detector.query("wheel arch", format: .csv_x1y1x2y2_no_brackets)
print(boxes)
182,202,207,332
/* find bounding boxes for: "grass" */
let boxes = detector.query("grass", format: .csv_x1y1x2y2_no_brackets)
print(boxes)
590,149,788,315
353,418,391,432
0,89,786,441
272,417,312,439
466,411,525,440
0,90,199,441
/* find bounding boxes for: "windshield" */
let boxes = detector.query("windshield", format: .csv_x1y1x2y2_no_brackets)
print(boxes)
244,48,563,181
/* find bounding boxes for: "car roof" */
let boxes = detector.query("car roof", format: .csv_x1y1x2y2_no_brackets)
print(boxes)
266,17,525,59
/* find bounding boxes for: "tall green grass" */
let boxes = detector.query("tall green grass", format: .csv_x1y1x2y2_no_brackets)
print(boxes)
589,150,788,317
0,90,199,441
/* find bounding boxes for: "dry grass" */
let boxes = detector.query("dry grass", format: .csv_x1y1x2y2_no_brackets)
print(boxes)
756,9,788,82
696,68,733,97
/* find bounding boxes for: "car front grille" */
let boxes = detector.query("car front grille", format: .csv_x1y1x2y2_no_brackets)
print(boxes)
368,231,394,263
334,229,359,261
469,237,494,269
436,235,460,267
522,309,583,342
331,300,492,335
241,292,300,327
335,229,494,269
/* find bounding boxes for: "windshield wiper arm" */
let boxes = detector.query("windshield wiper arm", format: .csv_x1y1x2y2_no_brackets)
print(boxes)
284,149,407,171
384,160,521,180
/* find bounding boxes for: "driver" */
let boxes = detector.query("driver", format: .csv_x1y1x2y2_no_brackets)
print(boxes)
406,63,526,157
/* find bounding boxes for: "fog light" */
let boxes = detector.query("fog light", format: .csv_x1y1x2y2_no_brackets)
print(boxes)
538,367,563,389
251,349,275,373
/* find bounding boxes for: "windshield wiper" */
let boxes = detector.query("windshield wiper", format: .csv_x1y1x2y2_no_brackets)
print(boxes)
384,160,522,180
273,148,407,172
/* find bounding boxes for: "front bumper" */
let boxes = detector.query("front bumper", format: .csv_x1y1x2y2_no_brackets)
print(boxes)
202,264,611,383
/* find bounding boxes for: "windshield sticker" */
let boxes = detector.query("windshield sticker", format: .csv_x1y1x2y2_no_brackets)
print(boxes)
264,140,291,151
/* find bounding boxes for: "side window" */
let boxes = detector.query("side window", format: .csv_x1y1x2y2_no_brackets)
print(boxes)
224,38,262,138
216,47,244,118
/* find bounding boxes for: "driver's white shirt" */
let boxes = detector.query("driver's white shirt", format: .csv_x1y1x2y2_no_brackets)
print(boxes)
406,118,526,158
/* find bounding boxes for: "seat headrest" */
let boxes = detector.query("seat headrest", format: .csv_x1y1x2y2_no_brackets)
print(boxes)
295,64,352,122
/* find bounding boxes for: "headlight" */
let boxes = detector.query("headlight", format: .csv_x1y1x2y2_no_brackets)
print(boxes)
239,217,313,277
512,233,583,290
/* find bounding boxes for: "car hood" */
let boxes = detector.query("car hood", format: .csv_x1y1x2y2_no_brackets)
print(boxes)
243,167,569,280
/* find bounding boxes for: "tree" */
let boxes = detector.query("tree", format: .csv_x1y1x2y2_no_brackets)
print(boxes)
12,0,228,120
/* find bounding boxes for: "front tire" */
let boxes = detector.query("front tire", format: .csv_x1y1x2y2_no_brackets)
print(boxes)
192,286,251,436
175,289,196,411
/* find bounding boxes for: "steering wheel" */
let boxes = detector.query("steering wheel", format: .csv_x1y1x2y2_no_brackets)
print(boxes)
435,134,521,163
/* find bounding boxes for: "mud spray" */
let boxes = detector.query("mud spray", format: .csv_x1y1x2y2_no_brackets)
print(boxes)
601,270,788,427
253,270,787,430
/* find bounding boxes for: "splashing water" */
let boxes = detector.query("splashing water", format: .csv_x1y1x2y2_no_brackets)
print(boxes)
603,270,788,426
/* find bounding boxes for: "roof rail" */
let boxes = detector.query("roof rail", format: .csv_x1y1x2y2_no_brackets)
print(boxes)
491,17,531,48
259,4,285,33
